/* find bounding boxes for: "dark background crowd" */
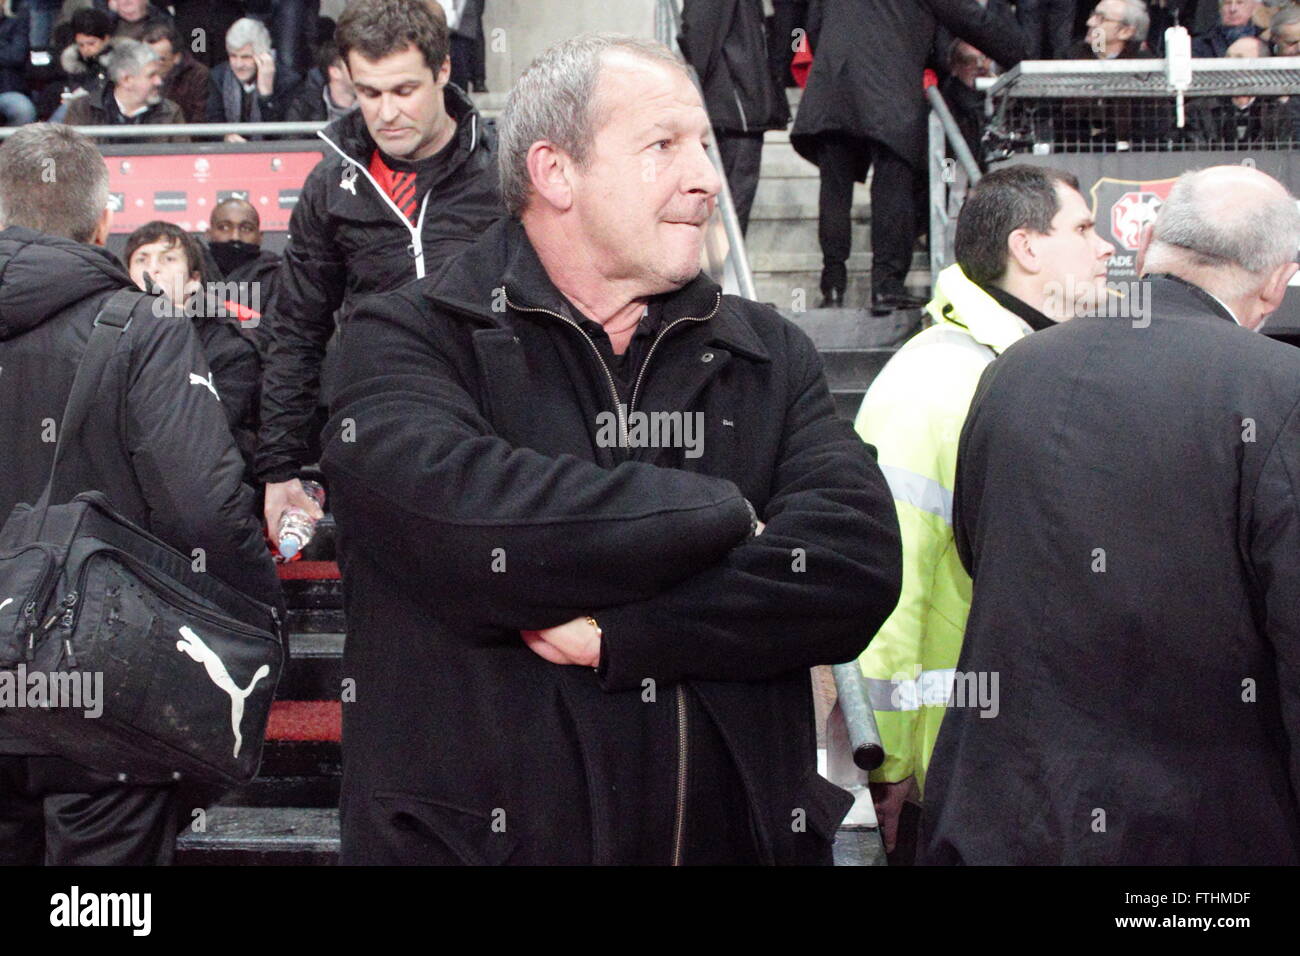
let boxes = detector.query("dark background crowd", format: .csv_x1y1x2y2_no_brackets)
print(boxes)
0,0,489,129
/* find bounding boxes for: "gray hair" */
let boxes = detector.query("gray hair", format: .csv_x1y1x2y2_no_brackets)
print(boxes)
1148,168,1300,294
1269,3,1300,36
0,124,110,244
105,37,159,83
1118,0,1150,41
226,16,272,55
497,33,688,218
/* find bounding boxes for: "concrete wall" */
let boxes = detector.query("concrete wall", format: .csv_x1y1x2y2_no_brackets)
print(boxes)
480,0,659,93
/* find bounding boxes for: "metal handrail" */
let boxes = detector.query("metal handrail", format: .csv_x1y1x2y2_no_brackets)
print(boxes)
655,0,758,301
0,121,328,139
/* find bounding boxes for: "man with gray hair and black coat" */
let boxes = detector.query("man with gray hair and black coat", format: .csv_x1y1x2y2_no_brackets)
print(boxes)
64,37,188,141
205,16,300,140
320,33,902,865
920,165,1300,864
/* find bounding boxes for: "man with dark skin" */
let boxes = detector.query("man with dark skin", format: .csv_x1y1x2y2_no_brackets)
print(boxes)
208,196,261,249
205,197,281,356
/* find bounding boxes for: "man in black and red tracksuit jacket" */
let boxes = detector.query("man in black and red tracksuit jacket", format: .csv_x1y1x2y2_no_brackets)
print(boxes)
255,0,502,537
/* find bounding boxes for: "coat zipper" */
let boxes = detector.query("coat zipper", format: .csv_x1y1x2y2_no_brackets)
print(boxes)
316,130,433,279
505,288,722,866
629,292,722,418
671,685,689,865
503,293,629,448
733,89,750,133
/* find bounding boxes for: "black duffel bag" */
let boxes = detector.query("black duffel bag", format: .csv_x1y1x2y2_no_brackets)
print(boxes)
0,289,283,786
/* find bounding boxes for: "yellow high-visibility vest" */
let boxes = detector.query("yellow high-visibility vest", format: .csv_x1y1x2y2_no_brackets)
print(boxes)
854,264,1038,796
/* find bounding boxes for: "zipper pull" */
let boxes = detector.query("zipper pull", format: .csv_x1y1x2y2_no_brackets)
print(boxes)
63,638,77,669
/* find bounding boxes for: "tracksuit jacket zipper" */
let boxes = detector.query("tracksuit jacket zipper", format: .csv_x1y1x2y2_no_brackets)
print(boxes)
504,288,722,865
315,113,480,280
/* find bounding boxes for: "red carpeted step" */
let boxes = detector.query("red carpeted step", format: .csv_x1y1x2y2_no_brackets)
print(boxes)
267,700,342,741
276,560,341,581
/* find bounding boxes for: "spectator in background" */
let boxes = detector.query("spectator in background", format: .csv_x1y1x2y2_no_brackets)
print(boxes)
285,37,357,122
106,0,173,43
436,0,486,92
791,0,1027,312
46,8,114,122
1018,0,1078,57
1068,0,1153,56
124,220,263,479
1268,1,1300,51
0,0,35,126
144,21,208,126
65,37,189,140
207,17,299,141
1193,0,1263,54
255,0,501,537
1270,4,1300,138
1190,35,1294,143
205,196,283,357
940,40,993,164
680,0,789,235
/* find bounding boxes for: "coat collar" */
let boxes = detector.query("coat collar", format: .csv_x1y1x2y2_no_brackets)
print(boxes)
927,264,1037,354
429,218,770,363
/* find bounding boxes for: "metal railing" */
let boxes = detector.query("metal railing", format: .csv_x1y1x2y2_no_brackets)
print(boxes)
0,121,328,140
655,0,758,301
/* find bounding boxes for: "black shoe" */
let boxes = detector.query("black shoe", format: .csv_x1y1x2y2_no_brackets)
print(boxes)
871,290,927,315
818,288,845,308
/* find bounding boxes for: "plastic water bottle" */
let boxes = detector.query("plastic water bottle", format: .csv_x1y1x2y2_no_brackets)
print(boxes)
276,480,326,562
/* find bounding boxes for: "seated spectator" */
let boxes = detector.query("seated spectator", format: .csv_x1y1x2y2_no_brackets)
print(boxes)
205,196,282,358
206,17,300,142
124,220,262,479
940,40,993,167
285,37,356,123
1193,0,1263,56
46,8,114,121
1268,1,1300,53
1272,5,1300,143
1189,35,1295,143
0,0,35,126
143,21,207,126
1068,0,1154,58
106,0,173,43
65,38,187,141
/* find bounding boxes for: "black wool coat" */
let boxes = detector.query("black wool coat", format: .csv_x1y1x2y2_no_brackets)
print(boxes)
922,276,1300,865
320,218,902,864
791,0,1026,174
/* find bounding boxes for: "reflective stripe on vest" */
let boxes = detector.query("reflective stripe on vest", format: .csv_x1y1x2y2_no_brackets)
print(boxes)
879,464,954,526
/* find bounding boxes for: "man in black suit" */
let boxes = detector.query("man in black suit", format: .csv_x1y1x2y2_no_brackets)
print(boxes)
920,165,1300,864
791,0,1026,312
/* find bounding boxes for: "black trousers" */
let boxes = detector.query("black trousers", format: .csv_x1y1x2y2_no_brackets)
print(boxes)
717,131,764,237
1016,0,1076,59
816,133,924,296
0,756,179,866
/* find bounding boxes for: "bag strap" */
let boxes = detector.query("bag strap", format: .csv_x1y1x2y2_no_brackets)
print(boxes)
33,288,148,533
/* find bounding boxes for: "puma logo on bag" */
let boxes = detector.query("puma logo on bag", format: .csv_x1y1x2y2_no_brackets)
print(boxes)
175,625,270,759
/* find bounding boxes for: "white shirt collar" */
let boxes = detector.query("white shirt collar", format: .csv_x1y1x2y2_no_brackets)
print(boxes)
1204,288,1241,325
